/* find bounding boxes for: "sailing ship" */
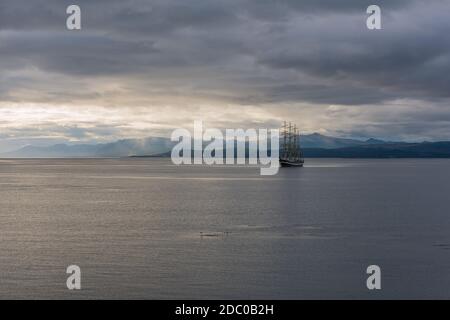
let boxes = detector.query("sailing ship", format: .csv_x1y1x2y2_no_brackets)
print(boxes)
279,121,304,167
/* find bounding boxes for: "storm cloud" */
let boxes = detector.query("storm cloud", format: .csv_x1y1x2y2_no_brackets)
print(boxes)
0,0,449,147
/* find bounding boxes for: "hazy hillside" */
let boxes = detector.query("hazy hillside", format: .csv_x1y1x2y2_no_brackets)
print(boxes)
299,133,385,149
2,137,173,158
2,133,450,158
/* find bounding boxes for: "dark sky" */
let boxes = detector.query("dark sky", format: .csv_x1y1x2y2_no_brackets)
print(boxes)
0,0,449,151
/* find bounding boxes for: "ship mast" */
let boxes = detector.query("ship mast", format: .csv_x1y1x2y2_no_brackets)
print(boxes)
280,121,304,166
288,122,292,160
279,120,305,166
294,124,297,161
283,121,287,159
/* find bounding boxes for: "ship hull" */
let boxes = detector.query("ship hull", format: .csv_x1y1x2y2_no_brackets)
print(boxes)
279,159,304,167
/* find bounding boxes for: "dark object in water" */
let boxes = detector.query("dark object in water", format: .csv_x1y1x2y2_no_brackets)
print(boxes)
280,121,304,167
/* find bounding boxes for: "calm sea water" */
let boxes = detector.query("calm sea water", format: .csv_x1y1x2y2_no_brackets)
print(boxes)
0,158,449,299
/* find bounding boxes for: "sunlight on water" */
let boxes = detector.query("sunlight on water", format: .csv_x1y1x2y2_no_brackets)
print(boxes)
0,158,449,299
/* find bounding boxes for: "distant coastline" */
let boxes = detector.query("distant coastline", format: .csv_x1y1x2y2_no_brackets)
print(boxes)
3,134,450,159
132,142,450,159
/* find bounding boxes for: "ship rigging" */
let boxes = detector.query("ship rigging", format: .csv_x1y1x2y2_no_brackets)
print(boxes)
280,121,304,167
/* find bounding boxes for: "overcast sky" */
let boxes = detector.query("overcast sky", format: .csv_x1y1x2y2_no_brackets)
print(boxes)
0,0,449,151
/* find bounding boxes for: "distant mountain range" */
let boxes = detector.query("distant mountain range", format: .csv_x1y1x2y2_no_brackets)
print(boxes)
2,133,450,158
1,137,173,158
299,133,386,149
